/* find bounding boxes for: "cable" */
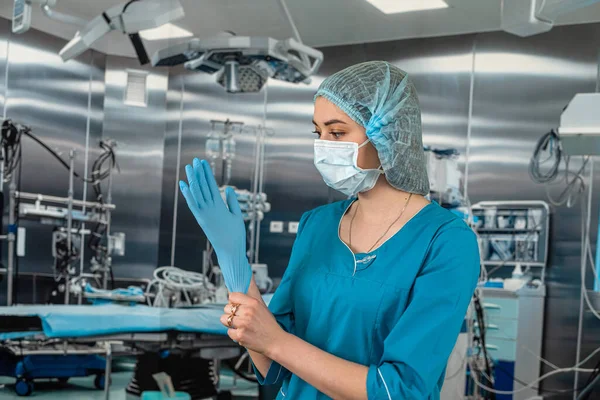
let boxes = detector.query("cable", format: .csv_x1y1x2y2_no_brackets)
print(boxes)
578,373,600,400
470,360,594,395
86,140,117,284
21,129,92,182
1,119,97,184
225,359,258,383
146,266,214,307
491,360,600,395
545,156,587,208
468,275,600,396
529,130,561,184
472,292,496,399
529,129,588,208
122,0,140,13
467,304,600,396
577,357,600,400
2,120,118,294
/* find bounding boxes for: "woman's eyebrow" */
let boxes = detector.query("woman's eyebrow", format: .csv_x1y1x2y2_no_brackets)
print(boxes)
312,119,347,126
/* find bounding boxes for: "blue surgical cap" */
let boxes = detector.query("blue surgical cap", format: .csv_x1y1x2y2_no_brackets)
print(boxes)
314,61,429,196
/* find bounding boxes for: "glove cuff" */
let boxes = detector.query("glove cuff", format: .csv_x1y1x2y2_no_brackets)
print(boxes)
217,253,252,294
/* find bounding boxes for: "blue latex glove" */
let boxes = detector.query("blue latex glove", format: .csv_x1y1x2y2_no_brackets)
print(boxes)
179,158,251,294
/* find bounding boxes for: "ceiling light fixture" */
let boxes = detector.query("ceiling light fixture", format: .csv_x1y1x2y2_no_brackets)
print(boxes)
365,0,448,14
139,23,193,41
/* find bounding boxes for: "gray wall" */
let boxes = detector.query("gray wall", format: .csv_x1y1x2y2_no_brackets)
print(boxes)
0,20,168,298
0,18,106,304
468,26,600,396
161,24,600,397
159,69,269,271
102,56,168,279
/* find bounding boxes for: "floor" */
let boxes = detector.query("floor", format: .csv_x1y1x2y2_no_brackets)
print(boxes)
0,370,258,399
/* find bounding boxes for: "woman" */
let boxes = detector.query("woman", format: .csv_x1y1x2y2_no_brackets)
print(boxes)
180,61,480,399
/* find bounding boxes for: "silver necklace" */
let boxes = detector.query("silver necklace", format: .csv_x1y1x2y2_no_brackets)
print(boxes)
349,193,413,253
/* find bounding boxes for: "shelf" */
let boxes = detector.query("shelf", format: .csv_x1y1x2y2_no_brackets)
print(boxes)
477,228,541,233
483,261,545,267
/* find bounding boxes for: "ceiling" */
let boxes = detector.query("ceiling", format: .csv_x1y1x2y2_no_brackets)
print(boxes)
1,0,600,58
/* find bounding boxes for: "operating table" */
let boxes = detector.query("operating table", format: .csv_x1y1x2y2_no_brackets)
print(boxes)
0,303,243,398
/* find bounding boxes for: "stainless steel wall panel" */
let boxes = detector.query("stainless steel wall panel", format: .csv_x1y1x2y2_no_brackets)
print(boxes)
101,55,168,279
159,69,267,273
0,18,8,118
469,28,598,204
468,24,600,396
1,25,106,285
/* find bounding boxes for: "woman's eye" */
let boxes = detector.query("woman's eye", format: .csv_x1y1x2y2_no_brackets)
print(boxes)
312,130,321,138
331,131,345,139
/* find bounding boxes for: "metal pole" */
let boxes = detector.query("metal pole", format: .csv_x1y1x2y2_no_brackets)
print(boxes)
248,126,262,262
254,84,269,263
6,173,15,305
464,38,477,204
104,342,112,400
103,160,114,290
170,77,185,267
573,159,593,398
80,50,94,279
65,150,75,305
254,131,265,263
593,48,600,291
2,36,10,121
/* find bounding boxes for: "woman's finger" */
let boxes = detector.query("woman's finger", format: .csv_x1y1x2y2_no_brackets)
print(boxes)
193,158,212,206
228,292,253,305
220,313,235,328
224,304,248,317
221,313,239,329
179,182,202,220
227,328,240,343
225,187,242,216
202,159,222,203
185,164,205,207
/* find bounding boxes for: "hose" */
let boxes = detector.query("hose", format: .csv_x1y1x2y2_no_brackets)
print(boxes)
529,129,561,184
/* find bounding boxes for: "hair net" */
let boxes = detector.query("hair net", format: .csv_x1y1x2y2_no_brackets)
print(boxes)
314,61,429,196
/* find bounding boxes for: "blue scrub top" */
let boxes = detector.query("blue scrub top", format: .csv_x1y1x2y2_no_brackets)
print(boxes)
255,199,480,399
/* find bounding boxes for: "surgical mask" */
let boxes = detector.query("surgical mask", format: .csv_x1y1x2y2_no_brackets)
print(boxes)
314,139,384,197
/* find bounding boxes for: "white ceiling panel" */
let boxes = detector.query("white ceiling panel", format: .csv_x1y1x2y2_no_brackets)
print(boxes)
0,0,599,58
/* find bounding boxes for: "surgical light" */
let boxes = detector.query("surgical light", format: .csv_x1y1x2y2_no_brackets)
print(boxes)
139,22,193,41
152,0,323,93
59,0,185,64
365,0,448,14
223,59,241,93
152,36,323,93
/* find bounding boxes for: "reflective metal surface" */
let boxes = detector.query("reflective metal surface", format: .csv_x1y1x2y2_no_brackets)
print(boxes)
159,68,267,274
0,20,106,304
469,24,600,396
102,55,168,279
0,18,8,118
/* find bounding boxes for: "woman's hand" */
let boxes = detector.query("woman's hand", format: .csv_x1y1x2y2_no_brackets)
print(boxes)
179,158,252,293
221,292,288,357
